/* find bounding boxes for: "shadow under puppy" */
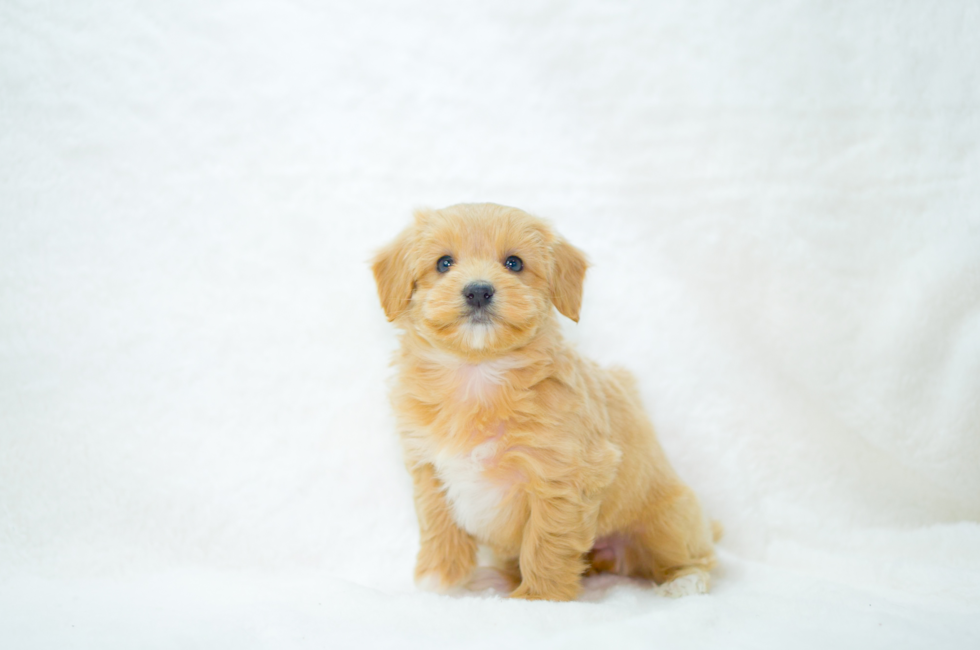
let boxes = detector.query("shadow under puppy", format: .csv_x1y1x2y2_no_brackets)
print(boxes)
372,203,718,601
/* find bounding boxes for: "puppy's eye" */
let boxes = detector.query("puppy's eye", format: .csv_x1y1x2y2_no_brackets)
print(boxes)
504,256,523,272
436,256,454,273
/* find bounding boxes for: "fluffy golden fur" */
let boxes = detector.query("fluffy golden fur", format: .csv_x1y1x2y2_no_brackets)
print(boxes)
372,203,717,601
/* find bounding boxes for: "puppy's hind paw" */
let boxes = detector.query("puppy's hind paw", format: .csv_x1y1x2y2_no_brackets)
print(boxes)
656,572,709,598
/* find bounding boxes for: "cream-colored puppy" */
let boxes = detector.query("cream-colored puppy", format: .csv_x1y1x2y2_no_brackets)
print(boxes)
372,203,717,601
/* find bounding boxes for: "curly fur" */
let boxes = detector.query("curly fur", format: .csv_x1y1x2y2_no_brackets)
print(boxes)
372,203,717,601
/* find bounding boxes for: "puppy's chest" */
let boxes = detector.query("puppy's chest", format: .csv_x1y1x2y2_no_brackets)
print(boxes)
407,357,530,539
450,359,517,403
429,436,516,539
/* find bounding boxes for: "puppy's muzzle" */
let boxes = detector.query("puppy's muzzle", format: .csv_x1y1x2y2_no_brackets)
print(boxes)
463,282,494,310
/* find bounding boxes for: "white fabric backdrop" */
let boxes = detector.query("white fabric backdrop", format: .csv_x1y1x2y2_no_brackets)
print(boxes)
2,1,978,647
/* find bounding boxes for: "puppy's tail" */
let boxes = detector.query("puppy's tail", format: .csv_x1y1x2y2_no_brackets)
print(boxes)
710,520,724,543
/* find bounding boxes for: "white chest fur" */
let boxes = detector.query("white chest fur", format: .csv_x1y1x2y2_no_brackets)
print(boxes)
456,360,507,401
455,356,527,405
416,349,521,403
409,352,525,538
432,438,509,539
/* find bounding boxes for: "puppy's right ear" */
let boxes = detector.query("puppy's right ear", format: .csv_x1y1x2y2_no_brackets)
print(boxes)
371,225,417,322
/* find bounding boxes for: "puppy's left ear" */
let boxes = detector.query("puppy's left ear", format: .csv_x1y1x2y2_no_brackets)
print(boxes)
371,225,417,322
550,237,589,322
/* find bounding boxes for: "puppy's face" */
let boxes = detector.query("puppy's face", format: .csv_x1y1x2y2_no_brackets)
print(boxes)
373,204,588,356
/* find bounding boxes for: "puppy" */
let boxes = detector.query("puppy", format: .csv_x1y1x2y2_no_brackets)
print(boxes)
372,203,717,601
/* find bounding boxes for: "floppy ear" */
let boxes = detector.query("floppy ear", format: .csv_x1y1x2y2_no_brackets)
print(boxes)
371,225,417,322
550,237,588,322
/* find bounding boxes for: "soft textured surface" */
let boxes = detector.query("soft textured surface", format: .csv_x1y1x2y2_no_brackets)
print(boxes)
1,0,978,647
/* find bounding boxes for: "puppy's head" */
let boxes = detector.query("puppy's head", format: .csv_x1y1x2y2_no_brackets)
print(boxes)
372,203,588,355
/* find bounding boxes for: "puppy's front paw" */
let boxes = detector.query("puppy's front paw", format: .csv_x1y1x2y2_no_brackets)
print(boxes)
656,571,709,598
414,547,475,592
415,567,473,593
416,571,463,594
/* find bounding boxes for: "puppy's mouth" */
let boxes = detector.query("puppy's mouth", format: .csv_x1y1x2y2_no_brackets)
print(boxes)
458,309,499,350
467,311,495,325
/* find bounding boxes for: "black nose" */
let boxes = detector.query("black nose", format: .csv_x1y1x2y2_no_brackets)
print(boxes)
463,282,494,309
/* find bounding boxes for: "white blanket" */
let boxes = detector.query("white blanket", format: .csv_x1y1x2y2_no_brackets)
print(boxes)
2,1,978,647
